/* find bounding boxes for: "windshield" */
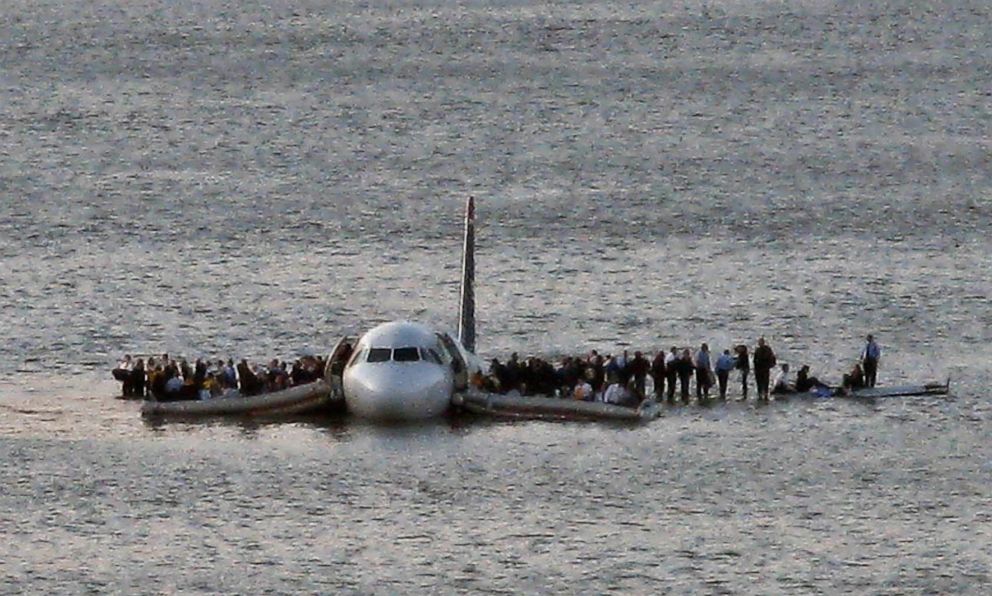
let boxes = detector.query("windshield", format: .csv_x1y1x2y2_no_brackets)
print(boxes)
367,348,391,363
393,347,421,362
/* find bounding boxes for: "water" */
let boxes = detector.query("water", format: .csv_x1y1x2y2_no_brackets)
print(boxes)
2,0,991,592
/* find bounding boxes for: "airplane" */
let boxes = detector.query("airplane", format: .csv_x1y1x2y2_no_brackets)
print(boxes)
334,197,485,420
142,196,659,422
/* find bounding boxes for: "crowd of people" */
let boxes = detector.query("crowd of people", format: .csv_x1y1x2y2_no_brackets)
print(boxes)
478,335,882,406
112,353,329,401
113,335,882,407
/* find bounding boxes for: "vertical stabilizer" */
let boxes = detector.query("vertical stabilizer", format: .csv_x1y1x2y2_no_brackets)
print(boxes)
458,196,476,353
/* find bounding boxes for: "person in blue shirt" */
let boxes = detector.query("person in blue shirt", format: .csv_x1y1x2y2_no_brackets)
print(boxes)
861,334,881,388
715,349,736,400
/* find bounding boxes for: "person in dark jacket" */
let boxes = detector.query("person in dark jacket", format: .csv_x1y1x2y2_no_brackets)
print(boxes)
237,359,262,396
628,351,650,397
193,358,207,390
695,343,713,400
130,359,146,398
795,364,831,393
650,351,667,401
842,362,866,392
752,337,777,401
589,352,605,394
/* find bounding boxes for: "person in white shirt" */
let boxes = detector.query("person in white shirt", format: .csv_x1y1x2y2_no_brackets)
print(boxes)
113,355,133,396
603,382,628,405
772,363,794,394
573,380,594,402
664,347,679,402
165,374,184,396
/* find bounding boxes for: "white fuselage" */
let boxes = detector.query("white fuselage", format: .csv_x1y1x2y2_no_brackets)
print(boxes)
342,321,478,420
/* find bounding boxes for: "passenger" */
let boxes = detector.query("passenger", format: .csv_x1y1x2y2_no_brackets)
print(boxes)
517,358,533,395
735,345,750,400
290,360,304,386
675,349,694,404
202,375,221,398
338,342,354,366
664,347,679,403
695,343,713,400
164,369,184,398
650,350,667,401
621,379,643,408
113,355,133,396
771,363,794,394
559,357,581,396
505,353,521,392
603,380,629,405
131,358,146,398
861,334,881,388
589,352,606,394
753,338,777,401
795,365,831,393
149,363,168,399
616,349,631,386
629,351,649,397
193,358,207,390
573,378,594,401
604,355,621,388
224,359,237,388
179,359,193,384
237,359,262,396
842,362,866,392
270,359,289,390
488,358,507,393
328,343,352,379
212,360,225,386
552,359,572,397
715,349,735,400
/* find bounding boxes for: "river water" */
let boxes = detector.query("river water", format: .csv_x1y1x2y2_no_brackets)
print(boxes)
1,0,990,592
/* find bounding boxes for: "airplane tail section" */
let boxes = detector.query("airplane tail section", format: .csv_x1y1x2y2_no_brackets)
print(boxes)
458,196,476,353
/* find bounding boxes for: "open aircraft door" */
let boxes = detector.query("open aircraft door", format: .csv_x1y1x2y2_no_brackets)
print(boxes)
324,337,353,400
437,333,469,391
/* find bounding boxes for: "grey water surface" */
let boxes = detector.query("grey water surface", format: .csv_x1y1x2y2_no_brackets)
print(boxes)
1,0,990,592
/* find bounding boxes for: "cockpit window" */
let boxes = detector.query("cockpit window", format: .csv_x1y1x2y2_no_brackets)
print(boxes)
421,348,443,364
367,348,392,363
393,347,421,362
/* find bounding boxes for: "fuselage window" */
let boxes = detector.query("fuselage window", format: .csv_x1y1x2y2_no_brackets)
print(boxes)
393,347,421,362
367,348,392,363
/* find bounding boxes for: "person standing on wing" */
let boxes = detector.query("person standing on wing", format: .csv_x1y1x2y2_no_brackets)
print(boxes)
665,347,679,403
715,349,736,400
735,344,750,400
862,334,881,388
694,343,713,401
753,337,777,401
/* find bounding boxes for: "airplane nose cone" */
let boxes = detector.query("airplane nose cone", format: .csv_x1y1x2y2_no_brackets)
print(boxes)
344,363,452,420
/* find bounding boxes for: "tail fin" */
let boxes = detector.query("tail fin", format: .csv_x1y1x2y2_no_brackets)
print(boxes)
458,196,476,353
